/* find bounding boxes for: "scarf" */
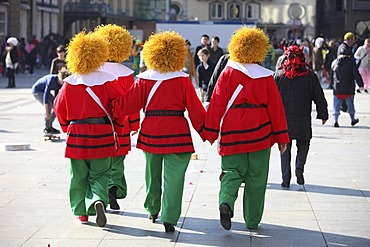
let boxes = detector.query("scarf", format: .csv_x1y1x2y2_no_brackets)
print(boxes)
282,45,309,79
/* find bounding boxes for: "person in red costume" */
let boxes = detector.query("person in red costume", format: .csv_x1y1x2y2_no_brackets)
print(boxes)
110,31,206,233
94,24,140,210
54,31,125,227
204,26,289,231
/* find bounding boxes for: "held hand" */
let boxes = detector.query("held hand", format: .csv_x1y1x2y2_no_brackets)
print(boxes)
278,143,287,154
322,119,327,125
44,113,50,121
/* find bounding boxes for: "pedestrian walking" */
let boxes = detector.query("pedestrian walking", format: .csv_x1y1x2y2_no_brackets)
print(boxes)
4,37,19,88
204,26,289,231
274,45,328,188
94,24,140,210
49,45,66,74
354,38,370,93
54,31,124,227
197,47,215,102
331,40,364,127
110,31,206,233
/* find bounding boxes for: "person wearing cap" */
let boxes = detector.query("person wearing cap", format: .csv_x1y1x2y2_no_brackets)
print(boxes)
31,64,69,135
204,26,289,231
110,31,206,233
274,45,328,188
94,24,140,211
338,32,355,57
54,31,125,227
5,37,19,88
331,40,364,128
49,45,66,74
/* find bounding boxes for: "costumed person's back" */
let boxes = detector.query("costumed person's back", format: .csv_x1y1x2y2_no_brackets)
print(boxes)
110,31,206,233
94,24,140,211
203,26,289,231
54,31,125,227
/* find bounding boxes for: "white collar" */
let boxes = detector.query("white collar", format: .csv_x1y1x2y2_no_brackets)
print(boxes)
226,60,273,79
99,62,134,77
64,71,117,86
137,69,189,80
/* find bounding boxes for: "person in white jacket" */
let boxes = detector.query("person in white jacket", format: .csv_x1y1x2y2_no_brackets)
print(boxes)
354,39,370,93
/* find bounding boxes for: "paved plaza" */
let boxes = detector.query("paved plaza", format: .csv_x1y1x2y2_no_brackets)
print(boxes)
0,69,369,246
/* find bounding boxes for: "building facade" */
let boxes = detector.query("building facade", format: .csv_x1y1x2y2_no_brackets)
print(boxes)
1,0,370,45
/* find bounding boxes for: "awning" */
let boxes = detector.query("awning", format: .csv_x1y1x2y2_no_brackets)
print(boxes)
20,3,31,10
37,5,60,14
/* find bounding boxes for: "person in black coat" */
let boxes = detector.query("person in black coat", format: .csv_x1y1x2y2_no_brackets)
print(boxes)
196,47,215,102
331,42,364,128
274,45,328,188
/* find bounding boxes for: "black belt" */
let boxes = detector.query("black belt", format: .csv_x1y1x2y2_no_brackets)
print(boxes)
70,117,110,124
231,102,266,108
145,110,184,117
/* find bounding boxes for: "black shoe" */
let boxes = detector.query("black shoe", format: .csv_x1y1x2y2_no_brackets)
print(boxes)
109,186,120,210
219,203,232,230
296,169,305,185
148,213,158,223
44,127,59,135
49,127,61,134
356,89,362,93
365,89,369,93
94,201,107,227
163,222,175,233
219,172,225,181
281,181,290,188
351,119,359,126
334,122,339,128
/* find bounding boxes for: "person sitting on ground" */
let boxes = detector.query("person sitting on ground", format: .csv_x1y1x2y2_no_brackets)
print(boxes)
31,64,69,134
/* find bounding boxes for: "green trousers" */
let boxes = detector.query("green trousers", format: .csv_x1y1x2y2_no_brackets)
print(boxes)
109,155,127,199
219,148,271,229
69,157,111,216
143,152,191,225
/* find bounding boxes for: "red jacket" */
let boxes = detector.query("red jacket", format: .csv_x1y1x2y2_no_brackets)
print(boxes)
114,75,140,155
204,62,289,156
111,71,206,154
54,73,126,160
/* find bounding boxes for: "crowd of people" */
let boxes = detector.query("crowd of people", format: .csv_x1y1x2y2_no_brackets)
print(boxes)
3,26,367,233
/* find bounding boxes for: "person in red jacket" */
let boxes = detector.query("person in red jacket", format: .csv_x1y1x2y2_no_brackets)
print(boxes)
111,31,206,233
54,31,125,227
204,26,289,230
94,24,140,210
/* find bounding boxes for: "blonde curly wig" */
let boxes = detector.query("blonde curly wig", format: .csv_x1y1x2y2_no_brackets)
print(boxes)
228,26,269,64
142,31,187,73
66,31,109,75
93,24,132,63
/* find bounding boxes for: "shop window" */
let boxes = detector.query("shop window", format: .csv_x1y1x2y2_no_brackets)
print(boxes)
246,2,260,20
228,2,242,20
210,2,223,20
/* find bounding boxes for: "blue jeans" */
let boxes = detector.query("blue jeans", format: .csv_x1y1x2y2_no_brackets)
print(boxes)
33,92,56,129
333,95,355,122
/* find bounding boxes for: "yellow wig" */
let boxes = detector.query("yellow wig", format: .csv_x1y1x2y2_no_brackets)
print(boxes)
142,31,187,73
66,31,108,75
93,24,132,63
228,26,269,64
